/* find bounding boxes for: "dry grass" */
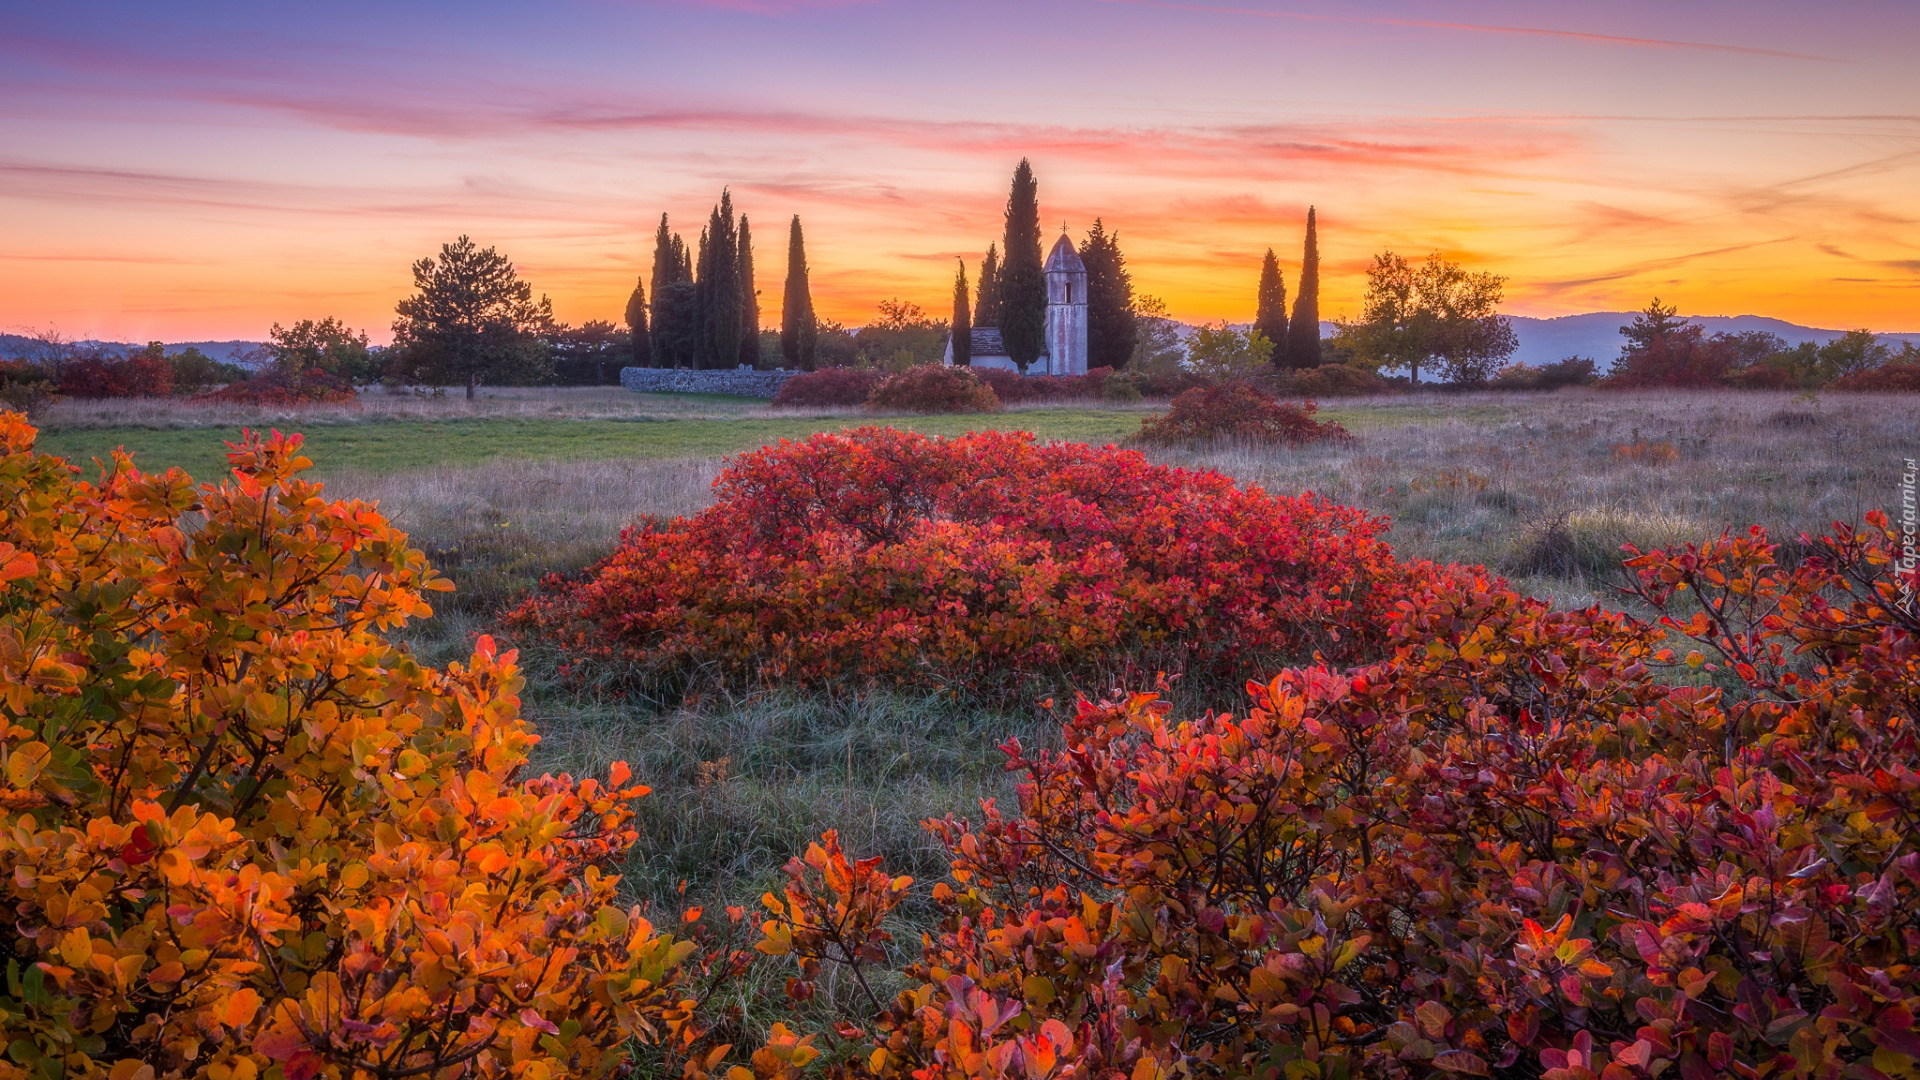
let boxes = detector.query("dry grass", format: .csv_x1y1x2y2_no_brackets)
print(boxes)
1158,388,1911,608
330,456,723,614
33,385,771,430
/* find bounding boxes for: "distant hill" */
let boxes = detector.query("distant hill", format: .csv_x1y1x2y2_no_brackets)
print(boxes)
0,335,266,366
1196,314,1918,372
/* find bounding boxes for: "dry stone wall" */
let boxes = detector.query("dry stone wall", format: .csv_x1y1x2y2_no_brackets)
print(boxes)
620,367,795,398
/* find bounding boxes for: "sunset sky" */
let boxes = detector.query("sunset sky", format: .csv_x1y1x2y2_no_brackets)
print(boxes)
2,0,1916,343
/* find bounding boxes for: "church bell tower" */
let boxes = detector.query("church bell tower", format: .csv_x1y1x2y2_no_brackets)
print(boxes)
1043,232,1089,376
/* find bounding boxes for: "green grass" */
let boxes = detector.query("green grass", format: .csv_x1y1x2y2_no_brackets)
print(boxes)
34,408,1148,478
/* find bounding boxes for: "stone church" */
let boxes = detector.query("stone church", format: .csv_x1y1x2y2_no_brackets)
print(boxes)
944,233,1089,375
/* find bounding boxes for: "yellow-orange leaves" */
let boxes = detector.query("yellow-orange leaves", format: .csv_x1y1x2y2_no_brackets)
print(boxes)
0,413,696,1079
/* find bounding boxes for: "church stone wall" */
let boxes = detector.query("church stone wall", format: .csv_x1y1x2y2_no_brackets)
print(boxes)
620,367,795,398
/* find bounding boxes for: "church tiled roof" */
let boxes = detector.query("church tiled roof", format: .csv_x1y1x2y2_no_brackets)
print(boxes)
970,327,1005,355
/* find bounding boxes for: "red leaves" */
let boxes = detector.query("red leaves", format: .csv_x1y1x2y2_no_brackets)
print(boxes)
507,427,1406,696
1132,384,1352,447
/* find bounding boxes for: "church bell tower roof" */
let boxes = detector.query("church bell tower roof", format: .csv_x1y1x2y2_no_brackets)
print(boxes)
1044,233,1085,273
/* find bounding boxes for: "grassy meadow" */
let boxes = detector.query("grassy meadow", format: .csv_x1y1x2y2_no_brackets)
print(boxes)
28,385,1916,917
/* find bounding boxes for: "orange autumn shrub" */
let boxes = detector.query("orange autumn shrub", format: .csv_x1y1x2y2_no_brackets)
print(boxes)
0,412,742,1079
752,513,1919,1080
505,427,1418,696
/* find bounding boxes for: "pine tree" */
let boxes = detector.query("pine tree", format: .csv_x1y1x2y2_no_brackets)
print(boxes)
1079,219,1138,370
1285,207,1322,369
624,275,652,368
737,214,759,368
650,215,677,306
782,215,818,370
1255,249,1288,366
951,259,972,366
997,160,1046,372
975,243,1001,328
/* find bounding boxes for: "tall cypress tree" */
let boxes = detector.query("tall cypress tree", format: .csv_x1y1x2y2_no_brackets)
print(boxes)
696,190,742,369
649,216,695,368
624,275,652,369
1285,207,1322,369
997,159,1046,372
781,216,817,370
737,214,759,368
1254,248,1288,365
975,243,1001,328
1079,219,1138,370
951,259,972,366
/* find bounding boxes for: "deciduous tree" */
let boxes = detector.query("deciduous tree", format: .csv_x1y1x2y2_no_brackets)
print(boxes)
1336,251,1515,384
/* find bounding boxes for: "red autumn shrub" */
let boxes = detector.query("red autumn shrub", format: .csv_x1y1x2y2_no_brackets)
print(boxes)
864,364,1000,413
1131,383,1350,446
198,368,358,406
752,511,1920,1080
55,350,175,398
1605,325,1740,388
969,367,1111,404
771,366,883,407
1831,361,1920,392
505,427,1414,695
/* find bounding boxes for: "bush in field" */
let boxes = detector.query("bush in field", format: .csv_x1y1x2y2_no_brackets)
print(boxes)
506,427,1410,696
0,414,735,1078
969,366,1112,404
1490,356,1598,391
1832,361,1920,392
1283,362,1398,396
0,361,58,413
864,364,999,413
55,348,175,398
771,366,882,407
752,514,1920,1080
1131,382,1350,446
198,368,358,406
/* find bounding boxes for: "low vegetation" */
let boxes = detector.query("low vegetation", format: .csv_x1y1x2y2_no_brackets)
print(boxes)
4,398,1915,1078
506,427,1401,700
1130,382,1350,446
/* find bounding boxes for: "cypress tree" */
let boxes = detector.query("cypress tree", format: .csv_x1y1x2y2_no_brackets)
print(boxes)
737,214,759,368
975,243,1001,328
1285,207,1322,369
624,275,652,368
996,159,1046,372
697,190,742,369
1254,248,1288,365
951,259,972,366
782,215,818,371
649,216,693,368
1079,219,1138,370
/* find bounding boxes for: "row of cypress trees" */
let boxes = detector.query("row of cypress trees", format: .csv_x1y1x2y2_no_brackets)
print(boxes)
624,191,822,370
954,159,1139,373
1254,207,1322,369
